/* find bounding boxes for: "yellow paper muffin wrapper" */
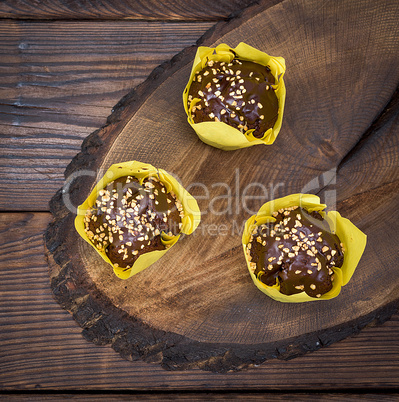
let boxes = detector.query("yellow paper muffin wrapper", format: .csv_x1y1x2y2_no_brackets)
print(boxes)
183,42,286,151
75,161,201,280
242,194,367,303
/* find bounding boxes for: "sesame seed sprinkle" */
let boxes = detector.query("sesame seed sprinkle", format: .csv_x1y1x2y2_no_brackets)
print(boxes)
246,206,345,299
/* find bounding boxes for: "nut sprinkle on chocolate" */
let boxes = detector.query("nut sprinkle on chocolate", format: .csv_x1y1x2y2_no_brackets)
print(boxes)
188,59,279,138
84,176,183,270
247,206,344,298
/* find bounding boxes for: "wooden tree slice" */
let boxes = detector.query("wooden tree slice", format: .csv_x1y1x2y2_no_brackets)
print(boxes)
45,0,399,372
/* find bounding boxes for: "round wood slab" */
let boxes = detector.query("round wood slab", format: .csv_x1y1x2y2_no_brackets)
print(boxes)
45,0,399,372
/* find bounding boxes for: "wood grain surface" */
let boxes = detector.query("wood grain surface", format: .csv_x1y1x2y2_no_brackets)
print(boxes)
1,0,399,393
0,20,213,211
2,213,399,389
0,0,260,20
45,0,399,372
4,394,399,401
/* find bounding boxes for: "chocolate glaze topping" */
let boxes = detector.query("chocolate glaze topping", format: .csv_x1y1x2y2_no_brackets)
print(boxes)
187,58,279,138
247,206,344,298
84,176,183,270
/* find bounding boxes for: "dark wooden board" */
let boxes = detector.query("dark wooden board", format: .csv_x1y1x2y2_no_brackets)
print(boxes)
0,20,213,211
0,0,261,20
45,0,399,372
3,393,399,400
1,214,399,389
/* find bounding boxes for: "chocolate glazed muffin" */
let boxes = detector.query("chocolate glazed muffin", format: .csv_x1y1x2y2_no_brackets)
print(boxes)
84,176,183,271
187,58,279,138
246,206,345,298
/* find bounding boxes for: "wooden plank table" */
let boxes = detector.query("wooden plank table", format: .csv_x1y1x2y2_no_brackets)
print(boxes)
1,0,398,398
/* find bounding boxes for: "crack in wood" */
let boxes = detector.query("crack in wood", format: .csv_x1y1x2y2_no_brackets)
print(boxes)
337,84,399,172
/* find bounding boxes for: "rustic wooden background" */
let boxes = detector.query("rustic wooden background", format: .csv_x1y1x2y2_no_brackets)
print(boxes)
1,0,399,398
